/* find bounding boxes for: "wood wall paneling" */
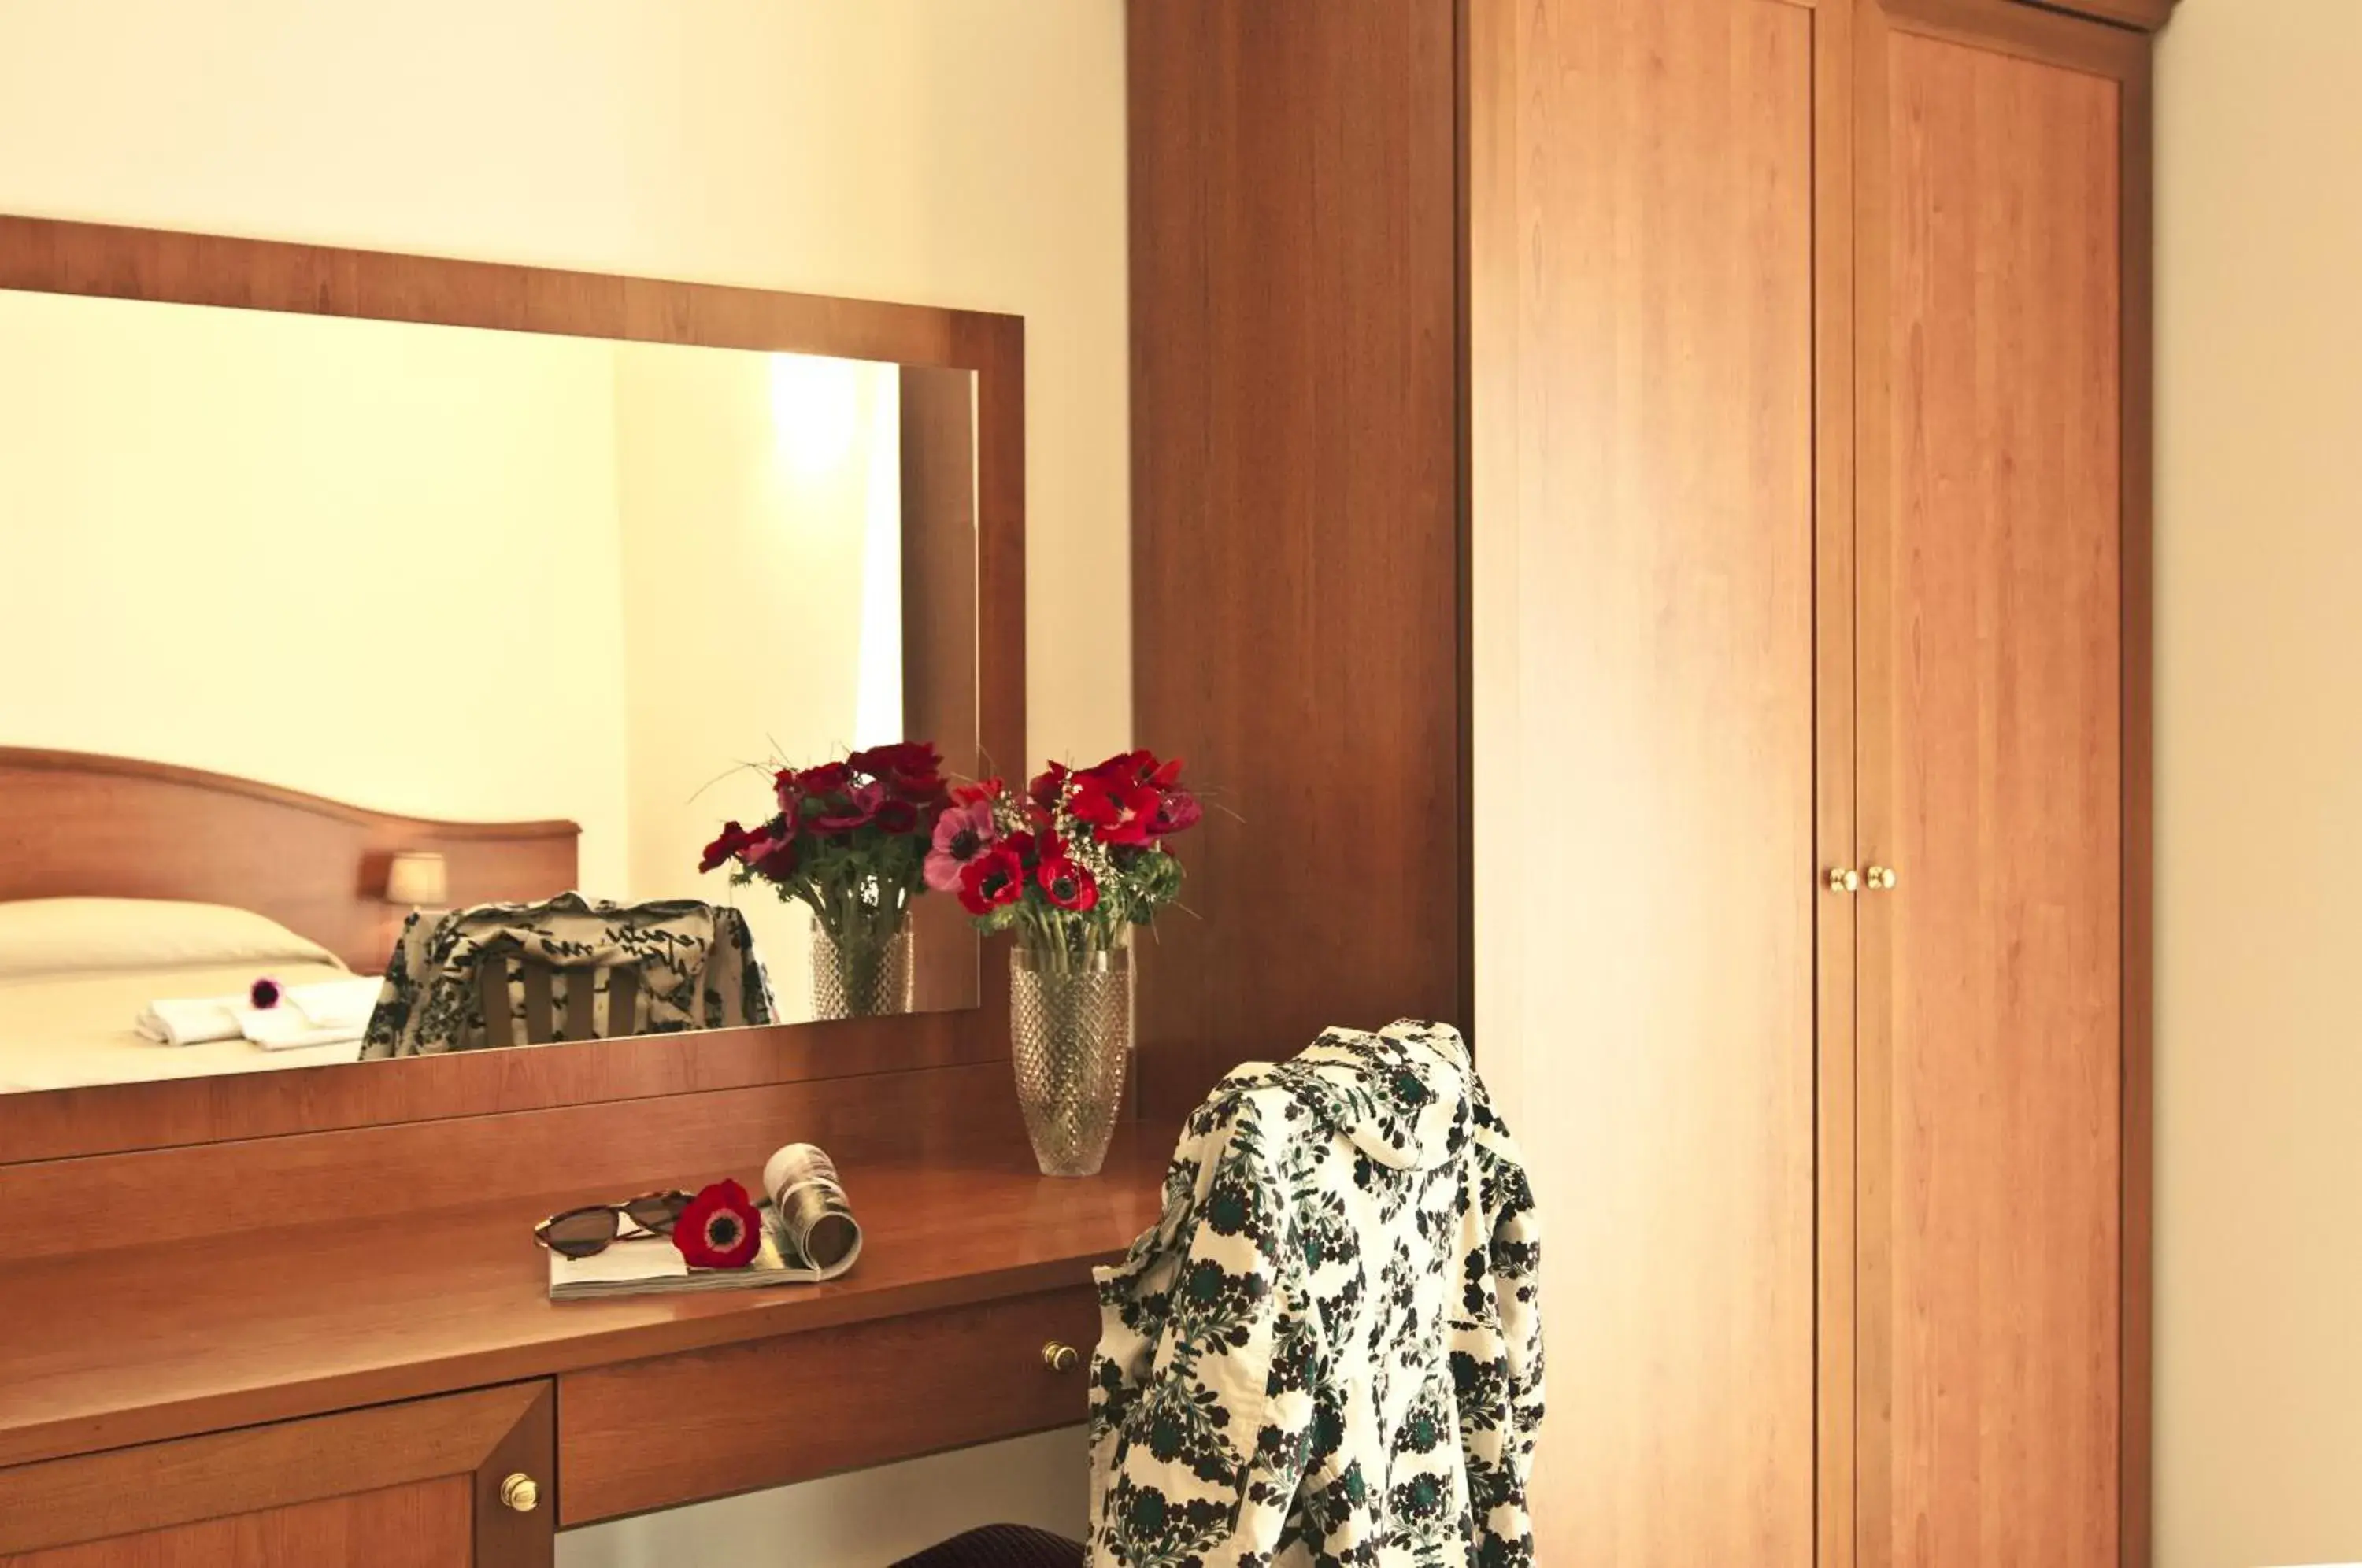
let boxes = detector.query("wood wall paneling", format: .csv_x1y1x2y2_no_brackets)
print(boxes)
1857,17,2127,1566
2008,0,2175,34
901,364,986,1015
1468,0,1821,1560
1811,4,1863,1566
2116,41,2157,1568
1127,0,1464,1122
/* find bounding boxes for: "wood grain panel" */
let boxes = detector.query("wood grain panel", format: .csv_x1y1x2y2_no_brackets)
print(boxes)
0,215,983,369
1812,7,1864,1568
0,748,576,974
0,1006,1002,1166
0,1130,1164,1470
2008,0,2175,32
0,215,1028,1167
560,1286,1100,1523
1,1060,1024,1263
901,365,986,1016
2116,46,2157,1568
0,1481,473,1568
1857,23,2124,1567
0,1383,550,1566
1467,0,1820,1560
1127,0,1464,1119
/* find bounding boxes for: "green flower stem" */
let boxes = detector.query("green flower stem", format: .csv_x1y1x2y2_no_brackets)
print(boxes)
1014,903,1126,975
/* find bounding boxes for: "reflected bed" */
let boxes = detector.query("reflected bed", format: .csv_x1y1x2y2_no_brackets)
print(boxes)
0,959,362,1092
0,747,581,1091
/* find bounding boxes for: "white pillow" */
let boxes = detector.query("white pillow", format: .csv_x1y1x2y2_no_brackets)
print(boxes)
0,897,342,980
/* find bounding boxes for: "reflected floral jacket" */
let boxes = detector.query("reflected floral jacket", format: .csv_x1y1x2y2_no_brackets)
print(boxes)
358,892,776,1057
1088,1020,1544,1568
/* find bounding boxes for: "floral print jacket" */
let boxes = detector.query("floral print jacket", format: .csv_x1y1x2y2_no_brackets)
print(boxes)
358,893,776,1057
1088,1020,1543,1568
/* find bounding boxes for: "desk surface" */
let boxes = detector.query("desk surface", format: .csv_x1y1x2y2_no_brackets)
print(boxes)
0,1131,1168,1470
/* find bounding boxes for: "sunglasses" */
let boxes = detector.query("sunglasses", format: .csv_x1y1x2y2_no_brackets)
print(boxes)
533,1190,694,1259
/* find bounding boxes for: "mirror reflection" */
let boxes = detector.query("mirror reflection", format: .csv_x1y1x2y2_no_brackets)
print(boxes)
0,286,983,1093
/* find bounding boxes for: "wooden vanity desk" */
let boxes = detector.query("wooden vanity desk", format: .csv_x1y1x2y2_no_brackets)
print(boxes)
0,215,1169,1566
0,1101,1165,1566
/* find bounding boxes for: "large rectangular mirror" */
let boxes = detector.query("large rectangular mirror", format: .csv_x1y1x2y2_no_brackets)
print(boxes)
0,221,1018,1108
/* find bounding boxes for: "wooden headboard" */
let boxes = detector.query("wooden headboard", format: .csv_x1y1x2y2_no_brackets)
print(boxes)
0,748,579,973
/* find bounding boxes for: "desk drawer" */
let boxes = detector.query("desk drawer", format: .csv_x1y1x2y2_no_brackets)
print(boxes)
557,1285,1101,1525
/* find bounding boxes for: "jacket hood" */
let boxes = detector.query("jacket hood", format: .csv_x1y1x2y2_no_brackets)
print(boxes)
1265,1019,1472,1172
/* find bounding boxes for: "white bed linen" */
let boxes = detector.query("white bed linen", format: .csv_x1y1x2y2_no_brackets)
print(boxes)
0,960,368,1093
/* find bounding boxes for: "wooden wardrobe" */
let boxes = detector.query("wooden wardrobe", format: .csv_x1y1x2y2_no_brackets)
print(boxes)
1130,0,2160,1562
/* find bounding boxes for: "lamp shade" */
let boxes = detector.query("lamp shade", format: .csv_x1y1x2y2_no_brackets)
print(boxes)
385,851,450,908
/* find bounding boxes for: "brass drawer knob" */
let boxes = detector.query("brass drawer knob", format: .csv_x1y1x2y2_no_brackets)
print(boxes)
1865,864,1897,891
499,1472,540,1514
1825,867,1861,894
1042,1341,1081,1374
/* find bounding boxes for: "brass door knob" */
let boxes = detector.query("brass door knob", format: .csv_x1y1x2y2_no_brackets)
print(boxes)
1042,1341,1081,1374
1864,865,1898,891
498,1472,540,1514
1825,867,1861,894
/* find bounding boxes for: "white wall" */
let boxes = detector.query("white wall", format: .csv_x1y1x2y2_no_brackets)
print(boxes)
2155,4,2362,1564
0,287,637,897
614,345,905,1008
0,2,1129,1558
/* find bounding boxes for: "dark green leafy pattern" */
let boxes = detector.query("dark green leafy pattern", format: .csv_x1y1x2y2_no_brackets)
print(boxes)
361,894,776,1058
1087,1021,1543,1567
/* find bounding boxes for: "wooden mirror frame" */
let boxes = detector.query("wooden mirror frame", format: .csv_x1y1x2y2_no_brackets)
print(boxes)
0,214,1024,1164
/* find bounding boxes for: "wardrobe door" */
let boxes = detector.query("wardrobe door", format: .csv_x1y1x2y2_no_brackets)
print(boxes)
1855,4,2148,1565
1469,0,1831,1559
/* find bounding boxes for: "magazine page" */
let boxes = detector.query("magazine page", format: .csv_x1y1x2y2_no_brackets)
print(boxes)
546,1142,863,1300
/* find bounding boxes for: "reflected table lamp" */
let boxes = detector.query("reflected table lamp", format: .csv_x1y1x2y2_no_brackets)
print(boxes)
385,850,450,911
383,852,451,971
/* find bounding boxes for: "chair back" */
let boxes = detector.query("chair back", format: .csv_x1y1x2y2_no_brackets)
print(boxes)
474,954,645,1048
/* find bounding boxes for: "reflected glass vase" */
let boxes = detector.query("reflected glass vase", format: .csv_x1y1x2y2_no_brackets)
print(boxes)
1010,941,1132,1178
810,919,915,1020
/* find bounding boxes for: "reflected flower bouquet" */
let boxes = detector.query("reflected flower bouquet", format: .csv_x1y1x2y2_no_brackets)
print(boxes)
931,749,1200,969
697,741,949,956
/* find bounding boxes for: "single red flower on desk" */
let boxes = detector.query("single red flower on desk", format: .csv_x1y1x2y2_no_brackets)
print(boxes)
673,1179,762,1270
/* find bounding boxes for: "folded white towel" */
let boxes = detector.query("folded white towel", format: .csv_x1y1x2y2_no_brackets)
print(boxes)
285,978,383,1030
235,1007,365,1052
135,996,246,1048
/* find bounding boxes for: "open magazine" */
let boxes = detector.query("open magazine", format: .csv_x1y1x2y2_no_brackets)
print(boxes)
547,1142,863,1301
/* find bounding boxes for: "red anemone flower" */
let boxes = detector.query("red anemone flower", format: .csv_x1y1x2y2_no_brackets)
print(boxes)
813,780,885,833
1149,786,1203,838
796,761,853,798
958,845,1028,915
950,776,1003,807
739,820,799,881
1038,855,1099,912
1069,771,1160,846
876,799,920,834
850,741,944,804
699,819,754,874
927,800,998,891
1087,749,1183,791
1027,762,1070,813
673,1178,763,1270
